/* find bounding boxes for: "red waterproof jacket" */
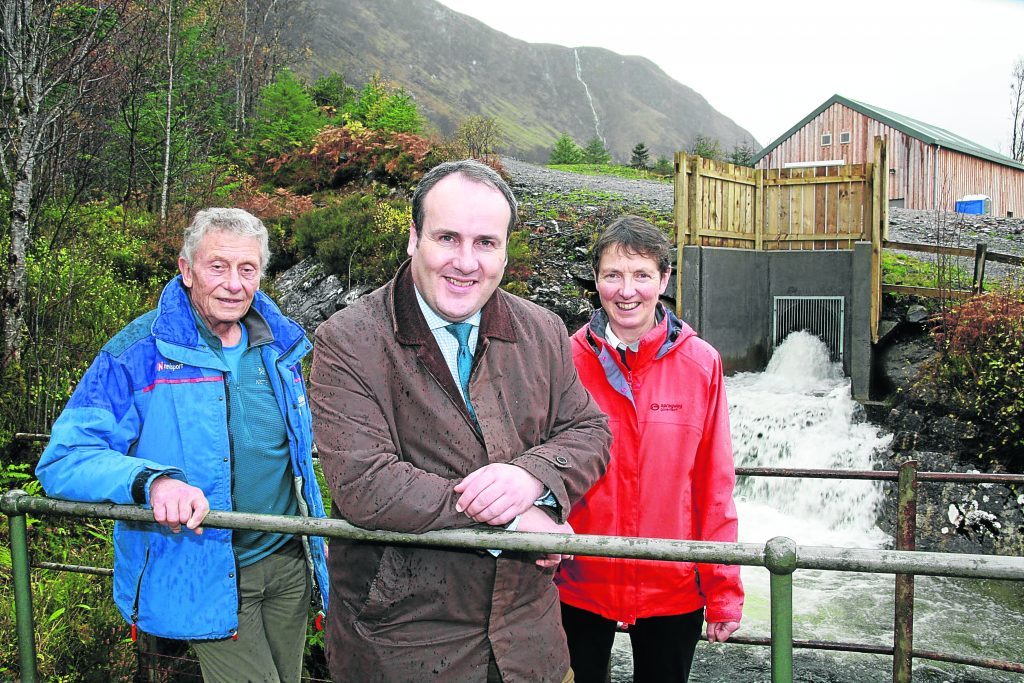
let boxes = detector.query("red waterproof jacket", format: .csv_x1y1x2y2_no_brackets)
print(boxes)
555,306,744,625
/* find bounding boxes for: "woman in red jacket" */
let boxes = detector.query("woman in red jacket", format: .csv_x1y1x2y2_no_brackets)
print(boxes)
555,215,743,682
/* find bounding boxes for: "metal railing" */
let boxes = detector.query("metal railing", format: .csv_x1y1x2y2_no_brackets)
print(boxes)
5,482,1024,683
737,461,1024,679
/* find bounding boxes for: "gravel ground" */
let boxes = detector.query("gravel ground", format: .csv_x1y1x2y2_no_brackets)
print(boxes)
503,157,675,216
503,157,1024,283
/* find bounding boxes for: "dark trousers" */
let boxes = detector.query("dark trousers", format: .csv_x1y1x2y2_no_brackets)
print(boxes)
560,602,704,683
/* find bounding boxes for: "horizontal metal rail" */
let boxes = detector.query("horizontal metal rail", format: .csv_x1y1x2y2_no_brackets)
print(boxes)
726,636,1024,674
7,452,1024,682
736,466,1024,485
5,491,1024,579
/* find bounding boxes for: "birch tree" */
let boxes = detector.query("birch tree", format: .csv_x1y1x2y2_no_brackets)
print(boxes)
0,0,126,366
1012,57,1024,162
159,0,175,221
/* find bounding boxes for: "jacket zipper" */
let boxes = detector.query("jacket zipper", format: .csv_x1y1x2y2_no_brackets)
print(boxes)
130,547,151,641
224,370,242,632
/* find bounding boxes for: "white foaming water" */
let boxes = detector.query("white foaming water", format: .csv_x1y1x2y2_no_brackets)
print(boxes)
728,331,894,645
729,331,891,549
725,332,1024,676
610,331,1024,678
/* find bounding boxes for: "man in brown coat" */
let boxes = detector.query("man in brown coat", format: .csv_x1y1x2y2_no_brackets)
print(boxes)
310,159,611,682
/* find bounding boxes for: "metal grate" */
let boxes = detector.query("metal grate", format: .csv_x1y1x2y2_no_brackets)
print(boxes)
772,296,845,362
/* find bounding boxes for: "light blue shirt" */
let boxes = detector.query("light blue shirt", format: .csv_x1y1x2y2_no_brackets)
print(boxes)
413,287,481,406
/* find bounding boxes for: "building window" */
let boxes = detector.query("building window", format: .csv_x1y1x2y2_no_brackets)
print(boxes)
821,133,832,146
839,131,851,144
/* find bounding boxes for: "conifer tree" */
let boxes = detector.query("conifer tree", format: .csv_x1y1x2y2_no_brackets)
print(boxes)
581,137,611,164
630,142,650,169
549,133,583,164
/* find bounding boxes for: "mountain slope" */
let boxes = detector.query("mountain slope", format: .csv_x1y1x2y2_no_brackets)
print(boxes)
300,0,758,163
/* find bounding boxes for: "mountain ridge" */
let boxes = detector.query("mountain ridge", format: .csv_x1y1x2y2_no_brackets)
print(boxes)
298,0,758,163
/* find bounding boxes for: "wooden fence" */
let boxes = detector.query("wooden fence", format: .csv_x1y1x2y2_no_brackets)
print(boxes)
673,137,890,341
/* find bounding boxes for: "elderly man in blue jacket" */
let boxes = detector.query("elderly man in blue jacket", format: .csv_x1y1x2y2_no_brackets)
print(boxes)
36,207,328,683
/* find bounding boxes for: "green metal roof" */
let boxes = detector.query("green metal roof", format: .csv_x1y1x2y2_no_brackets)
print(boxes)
751,94,1024,172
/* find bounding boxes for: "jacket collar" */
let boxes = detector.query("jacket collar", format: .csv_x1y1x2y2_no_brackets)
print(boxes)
585,303,690,368
390,259,517,346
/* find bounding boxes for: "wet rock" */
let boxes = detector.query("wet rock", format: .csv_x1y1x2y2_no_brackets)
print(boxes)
274,259,373,333
906,304,929,323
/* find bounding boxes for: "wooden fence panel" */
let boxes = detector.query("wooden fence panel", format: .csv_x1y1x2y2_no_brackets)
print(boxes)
672,154,877,253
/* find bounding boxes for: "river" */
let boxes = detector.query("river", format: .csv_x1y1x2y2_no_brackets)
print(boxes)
609,332,1024,682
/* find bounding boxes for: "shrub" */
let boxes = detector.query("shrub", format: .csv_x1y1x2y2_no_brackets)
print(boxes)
266,124,434,192
249,69,329,160
1,202,167,451
652,156,673,176
346,74,423,134
689,134,721,161
292,193,410,286
502,229,535,292
929,286,1024,468
581,138,611,165
630,142,650,169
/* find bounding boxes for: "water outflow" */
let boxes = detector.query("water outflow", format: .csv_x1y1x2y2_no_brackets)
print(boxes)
724,332,1024,678
728,331,891,548
572,48,603,145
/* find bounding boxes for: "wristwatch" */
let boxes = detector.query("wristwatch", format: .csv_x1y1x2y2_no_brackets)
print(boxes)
130,468,157,504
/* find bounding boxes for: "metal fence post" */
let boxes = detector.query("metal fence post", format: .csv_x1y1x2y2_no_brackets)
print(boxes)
765,536,798,683
894,460,919,682
3,490,38,683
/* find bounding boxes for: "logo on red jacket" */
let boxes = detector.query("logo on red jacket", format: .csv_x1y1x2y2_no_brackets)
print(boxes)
651,403,683,411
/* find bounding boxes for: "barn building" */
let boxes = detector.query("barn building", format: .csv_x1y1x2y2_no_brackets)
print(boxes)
752,94,1024,217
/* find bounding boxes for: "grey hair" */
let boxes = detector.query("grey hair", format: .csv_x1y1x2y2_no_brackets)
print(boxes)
411,159,518,236
591,215,672,275
180,208,271,272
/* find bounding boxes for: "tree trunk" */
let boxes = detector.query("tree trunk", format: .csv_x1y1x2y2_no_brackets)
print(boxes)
2,133,36,365
159,0,175,222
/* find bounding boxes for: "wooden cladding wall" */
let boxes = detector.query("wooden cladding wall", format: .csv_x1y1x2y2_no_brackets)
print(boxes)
674,154,875,251
756,102,1024,215
937,148,1024,217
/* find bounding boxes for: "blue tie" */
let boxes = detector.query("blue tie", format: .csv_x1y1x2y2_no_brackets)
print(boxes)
446,322,477,422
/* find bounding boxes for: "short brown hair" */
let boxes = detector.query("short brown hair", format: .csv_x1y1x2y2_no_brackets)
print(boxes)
591,215,672,275
411,159,518,237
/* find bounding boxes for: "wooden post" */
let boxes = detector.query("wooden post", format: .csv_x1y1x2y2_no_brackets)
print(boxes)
755,168,765,251
689,156,702,246
870,137,883,343
972,243,988,294
674,152,688,316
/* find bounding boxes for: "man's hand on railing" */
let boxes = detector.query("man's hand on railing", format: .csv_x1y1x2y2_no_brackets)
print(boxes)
149,476,210,535
516,506,574,568
706,621,740,643
453,463,544,525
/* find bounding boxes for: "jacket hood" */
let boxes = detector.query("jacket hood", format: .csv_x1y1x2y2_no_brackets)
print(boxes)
574,304,696,407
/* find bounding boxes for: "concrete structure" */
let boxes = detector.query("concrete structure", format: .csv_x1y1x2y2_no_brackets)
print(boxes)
679,243,873,399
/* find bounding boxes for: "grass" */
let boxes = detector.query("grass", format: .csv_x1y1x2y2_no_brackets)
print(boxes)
547,163,672,183
882,252,972,290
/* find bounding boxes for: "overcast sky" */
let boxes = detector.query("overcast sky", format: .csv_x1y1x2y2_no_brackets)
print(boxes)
435,0,1023,155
